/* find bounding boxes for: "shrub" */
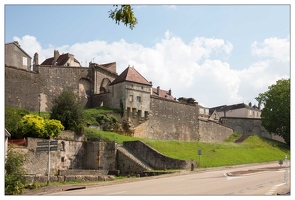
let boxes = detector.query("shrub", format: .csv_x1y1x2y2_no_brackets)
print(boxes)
50,89,85,132
5,147,26,195
20,115,64,138
5,107,29,138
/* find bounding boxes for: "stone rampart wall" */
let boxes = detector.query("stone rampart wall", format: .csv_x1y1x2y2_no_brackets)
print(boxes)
198,119,233,142
136,96,199,141
16,137,116,175
123,141,195,170
220,117,285,143
5,66,41,111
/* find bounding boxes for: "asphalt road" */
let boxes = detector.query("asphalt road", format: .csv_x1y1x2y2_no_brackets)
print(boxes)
47,162,290,196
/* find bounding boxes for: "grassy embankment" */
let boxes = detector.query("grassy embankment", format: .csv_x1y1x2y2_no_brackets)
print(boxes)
86,127,290,168
35,107,290,168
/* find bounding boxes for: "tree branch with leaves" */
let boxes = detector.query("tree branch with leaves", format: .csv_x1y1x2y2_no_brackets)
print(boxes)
108,5,138,30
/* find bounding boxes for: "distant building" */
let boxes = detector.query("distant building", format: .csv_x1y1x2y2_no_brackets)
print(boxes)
5,41,32,70
40,50,81,67
151,86,175,101
210,102,261,119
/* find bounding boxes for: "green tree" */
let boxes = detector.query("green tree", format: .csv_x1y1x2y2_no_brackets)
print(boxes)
20,115,64,138
108,5,138,30
5,107,29,138
50,89,85,133
255,78,290,145
5,147,26,195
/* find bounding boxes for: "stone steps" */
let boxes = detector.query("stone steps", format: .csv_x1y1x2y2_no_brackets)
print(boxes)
117,145,153,171
234,134,250,143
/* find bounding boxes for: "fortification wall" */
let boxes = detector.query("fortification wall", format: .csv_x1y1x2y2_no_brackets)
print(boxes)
123,141,195,170
220,117,285,143
5,66,41,111
92,93,113,108
16,137,116,175
198,119,233,142
133,96,199,141
37,66,93,111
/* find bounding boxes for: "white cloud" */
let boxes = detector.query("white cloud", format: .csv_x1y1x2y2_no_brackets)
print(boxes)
163,5,177,10
13,33,290,108
251,37,290,62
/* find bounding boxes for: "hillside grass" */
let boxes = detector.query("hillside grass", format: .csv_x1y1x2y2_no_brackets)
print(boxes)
85,128,290,168
29,108,289,168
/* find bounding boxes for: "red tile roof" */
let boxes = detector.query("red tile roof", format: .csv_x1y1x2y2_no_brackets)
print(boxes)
110,67,152,86
152,87,175,100
40,53,80,66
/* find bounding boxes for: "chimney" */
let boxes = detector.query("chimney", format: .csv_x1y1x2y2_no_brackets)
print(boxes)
157,86,160,95
33,52,39,65
258,102,261,110
249,102,252,107
14,41,20,47
52,50,60,66
168,89,171,95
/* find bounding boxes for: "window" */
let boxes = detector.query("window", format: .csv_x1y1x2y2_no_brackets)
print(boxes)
137,96,141,103
23,57,27,66
129,95,133,102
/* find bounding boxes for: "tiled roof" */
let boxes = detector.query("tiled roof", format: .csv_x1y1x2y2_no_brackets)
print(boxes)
152,87,175,100
110,67,152,86
211,103,260,111
40,53,80,66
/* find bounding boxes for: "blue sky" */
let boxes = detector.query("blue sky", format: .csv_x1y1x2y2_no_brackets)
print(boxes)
3,2,292,108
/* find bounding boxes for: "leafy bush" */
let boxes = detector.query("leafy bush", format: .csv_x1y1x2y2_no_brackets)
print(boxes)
5,107,29,138
20,115,64,138
5,147,26,195
50,89,85,132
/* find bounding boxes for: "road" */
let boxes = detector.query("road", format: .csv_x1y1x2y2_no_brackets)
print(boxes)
50,162,290,196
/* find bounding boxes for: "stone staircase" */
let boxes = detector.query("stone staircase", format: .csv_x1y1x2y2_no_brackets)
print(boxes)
234,134,251,143
117,145,153,171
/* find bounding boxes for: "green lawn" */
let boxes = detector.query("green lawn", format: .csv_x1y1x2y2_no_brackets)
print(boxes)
85,128,290,168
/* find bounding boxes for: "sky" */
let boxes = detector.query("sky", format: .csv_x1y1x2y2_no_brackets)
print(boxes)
3,1,292,108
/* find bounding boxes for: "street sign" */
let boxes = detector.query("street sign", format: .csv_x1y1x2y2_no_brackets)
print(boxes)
35,140,59,185
37,141,58,146
198,150,202,155
36,146,58,152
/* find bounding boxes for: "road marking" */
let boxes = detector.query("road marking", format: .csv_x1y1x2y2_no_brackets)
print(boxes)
105,191,127,195
265,183,286,195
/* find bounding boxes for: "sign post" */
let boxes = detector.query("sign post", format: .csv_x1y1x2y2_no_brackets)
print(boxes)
37,141,58,185
198,150,202,166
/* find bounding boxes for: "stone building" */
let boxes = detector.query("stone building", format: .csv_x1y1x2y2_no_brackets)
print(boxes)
4,45,233,142
5,41,32,70
40,50,82,67
211,102,261,118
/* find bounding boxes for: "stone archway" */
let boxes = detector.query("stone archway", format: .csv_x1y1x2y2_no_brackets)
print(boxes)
79,78,91,107
233,124,244,134
251,125,261,136
100,78,111,93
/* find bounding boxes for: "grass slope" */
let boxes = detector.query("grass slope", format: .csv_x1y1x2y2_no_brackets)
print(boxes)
85,128,290,168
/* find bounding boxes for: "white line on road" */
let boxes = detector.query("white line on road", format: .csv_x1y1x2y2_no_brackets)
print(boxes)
265,183,286,195
105,191,127,195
